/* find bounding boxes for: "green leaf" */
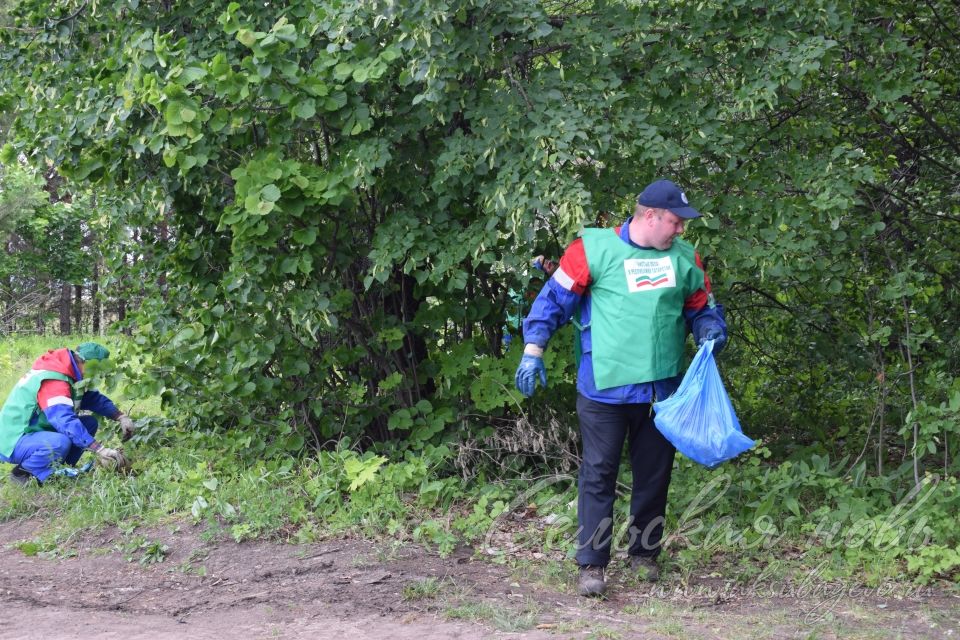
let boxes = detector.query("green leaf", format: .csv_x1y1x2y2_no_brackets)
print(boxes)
292,99,316,120
387,408,413,430
280,256,298,273
415,399,433,414
285,433,305,452
344,455,387,491
244,193,262,214
236,29,259,47
292,226,317,245
209,109,229,132
333,62,353,82
191,496,209,519
530,22,553,39
164,102,183,125
380,45,401,62
260,184,281,202
73,158,104,180
378,372,403,392
180,154,198,171
173,325,196,344
323,92,348,111
272,19,297,43
0,144,16,164
180,66,207,84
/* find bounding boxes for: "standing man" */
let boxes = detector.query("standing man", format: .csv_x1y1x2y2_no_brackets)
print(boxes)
0,342,133,485
515,179,727,597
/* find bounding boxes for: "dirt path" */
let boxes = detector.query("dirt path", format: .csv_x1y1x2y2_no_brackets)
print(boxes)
0,519,570,640
0,519,956,639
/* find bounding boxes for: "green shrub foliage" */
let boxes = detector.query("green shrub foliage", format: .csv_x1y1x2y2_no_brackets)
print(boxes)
1,0,958,481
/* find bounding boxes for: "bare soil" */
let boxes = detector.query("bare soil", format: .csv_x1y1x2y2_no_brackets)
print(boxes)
0,518,956,640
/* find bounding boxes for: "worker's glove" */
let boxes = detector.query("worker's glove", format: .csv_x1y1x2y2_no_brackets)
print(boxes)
94,446,130,473
697,327,727,354
515,349,547,398
531,255,557,276
118,414,136,442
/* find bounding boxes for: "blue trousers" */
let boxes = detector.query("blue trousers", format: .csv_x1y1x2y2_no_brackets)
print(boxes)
0,416,99,482
575,395,675,567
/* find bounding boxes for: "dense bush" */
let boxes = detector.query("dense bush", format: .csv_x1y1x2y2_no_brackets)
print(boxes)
1,0,957,492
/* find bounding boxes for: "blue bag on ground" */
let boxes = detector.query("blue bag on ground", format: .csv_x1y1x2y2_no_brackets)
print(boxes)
653,339,754,467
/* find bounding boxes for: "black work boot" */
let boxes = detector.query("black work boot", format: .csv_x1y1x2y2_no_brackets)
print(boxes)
9,465,34,486
577,565,606,597
629,554,660,582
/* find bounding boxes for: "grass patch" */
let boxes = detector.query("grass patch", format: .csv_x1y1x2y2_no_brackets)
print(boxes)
510,558,577,593
622,601,679,618
586,627,623,640
402,577,443,601
649,619,685,638
444,598,542,632
553,619,591,633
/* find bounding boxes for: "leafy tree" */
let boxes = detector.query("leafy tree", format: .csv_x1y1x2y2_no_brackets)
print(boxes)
0,159,95,333
1,0,957,484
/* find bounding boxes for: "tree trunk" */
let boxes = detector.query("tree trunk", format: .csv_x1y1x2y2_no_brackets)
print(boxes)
158,217,169,298
73,283,82,333
59,282,71,334
92,259,101,334
4,239,16,334
118,253,127,323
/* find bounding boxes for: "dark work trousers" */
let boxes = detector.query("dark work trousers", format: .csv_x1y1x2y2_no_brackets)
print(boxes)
575,394,676,568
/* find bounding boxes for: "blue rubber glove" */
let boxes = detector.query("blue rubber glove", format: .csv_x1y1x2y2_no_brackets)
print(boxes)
698,327,727,354
515,354,547,397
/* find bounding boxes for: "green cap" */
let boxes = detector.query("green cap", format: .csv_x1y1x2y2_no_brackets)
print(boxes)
75,342,110,362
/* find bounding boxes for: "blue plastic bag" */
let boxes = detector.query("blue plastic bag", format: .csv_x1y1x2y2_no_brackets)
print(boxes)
653,339,754,467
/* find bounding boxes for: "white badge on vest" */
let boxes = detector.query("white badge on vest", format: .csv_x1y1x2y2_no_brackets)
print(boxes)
623,257,676,293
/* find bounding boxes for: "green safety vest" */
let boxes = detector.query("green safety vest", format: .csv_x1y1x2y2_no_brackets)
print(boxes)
0,369,74,457
581,229,706,390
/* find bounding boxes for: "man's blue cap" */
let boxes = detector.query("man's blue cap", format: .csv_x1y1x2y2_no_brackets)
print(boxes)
636,179,701,219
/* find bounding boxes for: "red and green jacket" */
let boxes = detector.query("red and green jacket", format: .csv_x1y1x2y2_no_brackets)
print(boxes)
522,218,727,404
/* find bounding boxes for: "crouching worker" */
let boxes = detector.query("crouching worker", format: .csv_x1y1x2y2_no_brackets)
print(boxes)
0,342,134,485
